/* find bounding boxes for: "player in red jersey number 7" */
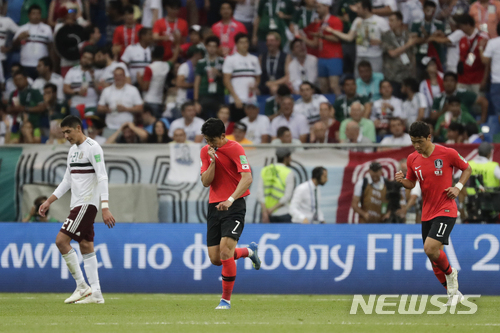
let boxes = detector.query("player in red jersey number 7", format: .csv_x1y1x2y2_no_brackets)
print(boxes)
200,118,261,310
395,121,472,306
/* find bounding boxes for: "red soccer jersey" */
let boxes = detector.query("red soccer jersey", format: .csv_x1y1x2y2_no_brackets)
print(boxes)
113,24,142,58
458,30,488,84
152,18,189,60
406,145,469,221
212,19,248,56
200,140,251,203
310,15,343,59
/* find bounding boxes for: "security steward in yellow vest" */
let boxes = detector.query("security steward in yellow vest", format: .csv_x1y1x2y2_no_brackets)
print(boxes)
259,148,295,223
467,142,500,195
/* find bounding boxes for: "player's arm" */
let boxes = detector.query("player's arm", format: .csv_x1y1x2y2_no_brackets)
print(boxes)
90,145,116,228
216,172,253,211
446,163,472,199
39,168,72,216
201,147,216,187
395,169,416,189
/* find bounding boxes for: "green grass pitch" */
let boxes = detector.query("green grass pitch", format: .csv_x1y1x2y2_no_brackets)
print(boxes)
1,294,499,333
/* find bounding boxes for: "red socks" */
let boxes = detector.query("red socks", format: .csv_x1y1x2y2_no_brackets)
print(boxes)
433,250,453,275
432,265,447,289
221,257,236,301
234,248,249,260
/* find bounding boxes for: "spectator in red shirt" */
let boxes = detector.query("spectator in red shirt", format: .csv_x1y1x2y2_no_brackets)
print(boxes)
113,5,143,59
212,1,248,57
180,25,203,58
455,13,489,94
301,0,343,96
153,0,189,60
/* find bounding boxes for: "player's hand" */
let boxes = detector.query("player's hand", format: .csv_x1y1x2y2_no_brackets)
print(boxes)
395,170,405,183
208,147,216,160
445,187,460,199
38,201,51,217
102,208,116,228
216,200,232,211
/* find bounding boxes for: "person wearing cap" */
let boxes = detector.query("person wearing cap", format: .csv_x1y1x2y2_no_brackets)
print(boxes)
352,161,393,223
258,148,295,223
226,122,254,146
241,102,271,143
333,75,371,122
152,0,188,60
434,95,478,141
112,5,143,59
181,25,204,58
467,142,500,195
212,2,248,57
290,167,328,224
176,46,205,109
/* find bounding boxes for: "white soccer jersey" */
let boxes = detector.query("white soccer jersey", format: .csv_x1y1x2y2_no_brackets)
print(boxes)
32,72,64,102
53,137,109,210
121,44,151,84
64,65,98,108
293,94,329,124
222,51,261,104
0,16,19,61
13,22,53,67
97,61,131,85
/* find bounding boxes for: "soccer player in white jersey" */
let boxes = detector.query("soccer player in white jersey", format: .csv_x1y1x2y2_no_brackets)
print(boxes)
39,115,116,304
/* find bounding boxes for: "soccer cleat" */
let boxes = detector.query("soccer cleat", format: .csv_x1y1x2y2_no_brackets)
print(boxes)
64,284,92,304
444,290,464,307
215,299,231,309
445,267,459,295
75,292,105,304
248,242,261,270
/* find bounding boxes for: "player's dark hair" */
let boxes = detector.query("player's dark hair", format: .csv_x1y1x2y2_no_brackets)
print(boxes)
124,5,135,14
152,46,165,59
139,27,152,38
357,60,372,70
390,11,403,21
205,35,220,46
277,126,290,138
444,71,458,81
201,118,226,138
448,122,465,135
61,115,83,129
277,84,292,97
312,166,326,182
181,101,195,112
409,121,431,138
38,56,53,71
43,83,57,94
359,0,372,11
234,32,249,44
28,4,42,14
423,0,436,9
402,77,419,93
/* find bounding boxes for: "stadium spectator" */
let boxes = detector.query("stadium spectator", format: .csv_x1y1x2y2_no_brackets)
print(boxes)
258,148,294,223
13,4,53,79
400,0,424,29
152,0,188,60
401,78,428,127
434,95,478,141
241,103,271,144
43,83,69,121
105,1,125,44
379,117,412,148
98,67,144,133
0,13,19,64
168,101,204,142
86,119,106,145
311,102,340,143
0,107,10,145
352,161,392,223
3,63,33,104
288,39,318,94
141,104,170,134
138,46,172,118
212,1,247,57
483,27,500,123
340,101,376,142
79,25,102,52
333,75,372,122
330,0,390,76
32,57,64,102
444,121,465,143
94,45,132,89
343,120,373,152
233,0,256,38
19,0,48,26
309,121,335,143
121,28,153,85
176,46,204,110
270,96,309,143
147,120,172,143
48,0,84,28
259,32,289,96
290,0,318,57
356,61,384,101
372,0,398,19
290,166,328,224
106,122,148,144
171,128,188,144
23,196,58,222
469,0,500,38
270,126,303,148
112,5,142,58
180,25,204,58
381,11,418,98
437,0,470,23
216,105,234,135
226,122,253,145
223,33,261,122
371,80,403,136
46,118,67,145
142,0,163,28
264,84,291,119
8,120,40,144
293,82,328,125
464,122,483,144
64,49,98,118
419,57,444,112
194,36,225,120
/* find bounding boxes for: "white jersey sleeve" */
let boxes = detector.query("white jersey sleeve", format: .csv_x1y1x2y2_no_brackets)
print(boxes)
53,167,72,199
89,143,109,201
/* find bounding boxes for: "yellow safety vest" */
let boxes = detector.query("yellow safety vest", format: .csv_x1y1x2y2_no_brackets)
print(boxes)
467,160,500,195
261,164,291,209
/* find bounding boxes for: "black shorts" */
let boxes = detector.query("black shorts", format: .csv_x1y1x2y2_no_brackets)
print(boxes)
60,204,98,242
207,198,246,247
422,216,456,245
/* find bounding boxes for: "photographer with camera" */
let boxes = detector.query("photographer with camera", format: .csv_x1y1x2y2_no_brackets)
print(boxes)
22,196,58,223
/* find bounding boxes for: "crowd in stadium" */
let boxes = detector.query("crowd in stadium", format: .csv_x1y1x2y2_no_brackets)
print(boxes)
0,0,499,147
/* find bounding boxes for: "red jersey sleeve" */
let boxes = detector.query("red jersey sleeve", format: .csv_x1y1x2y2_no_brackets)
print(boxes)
152,19,165,35
143,66,153,81
112,26,122,45
230,143,251,173
200,145,210,175
211,22,219,36
406,156,417,182
448,147,469,171
330,17,343,32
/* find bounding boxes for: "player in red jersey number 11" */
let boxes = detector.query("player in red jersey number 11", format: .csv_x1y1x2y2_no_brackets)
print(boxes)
395,121,472,307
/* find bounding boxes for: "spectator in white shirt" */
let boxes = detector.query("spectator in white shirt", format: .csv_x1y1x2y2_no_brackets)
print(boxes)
168,101,204,142
0,14,19,64
142,0,163,28
293,81,329,125
371,80,403,136
13,4,53,79
121,27,153,85
271,96,310,143
98,67,144,132
176,47,204,110
483,28,500,123
290,167,328,224
270,126,304,150
288,39,318,94
379,117,412,150
94,45,132,90
32,57,64,102
401,77,428,127
240,103,271,144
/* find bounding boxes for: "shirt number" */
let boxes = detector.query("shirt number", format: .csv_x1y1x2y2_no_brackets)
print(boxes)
414,170,424,182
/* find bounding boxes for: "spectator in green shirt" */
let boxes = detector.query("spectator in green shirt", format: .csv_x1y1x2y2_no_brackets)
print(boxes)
339,101,377,142
264,84,292,120
22,196,58,222
333,75,372,122
194,36,225,120
435,95,478,141
43,83,69,120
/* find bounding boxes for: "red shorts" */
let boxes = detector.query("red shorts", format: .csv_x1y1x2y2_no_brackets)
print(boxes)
60,204,98,242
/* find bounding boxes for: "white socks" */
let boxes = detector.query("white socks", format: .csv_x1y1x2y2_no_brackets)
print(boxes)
83,252,102,296
62,249,85,287
247,248,254,257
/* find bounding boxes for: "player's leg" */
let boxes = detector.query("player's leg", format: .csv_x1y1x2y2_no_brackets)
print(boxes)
77,239,104,303
218,236,238,309
207,203,222,266
208,245,222,266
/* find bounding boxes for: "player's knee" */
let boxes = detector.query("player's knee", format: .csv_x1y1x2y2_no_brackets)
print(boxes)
209,254,222,266
55,235,70,252
219,248,232,261
424,245,439,260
